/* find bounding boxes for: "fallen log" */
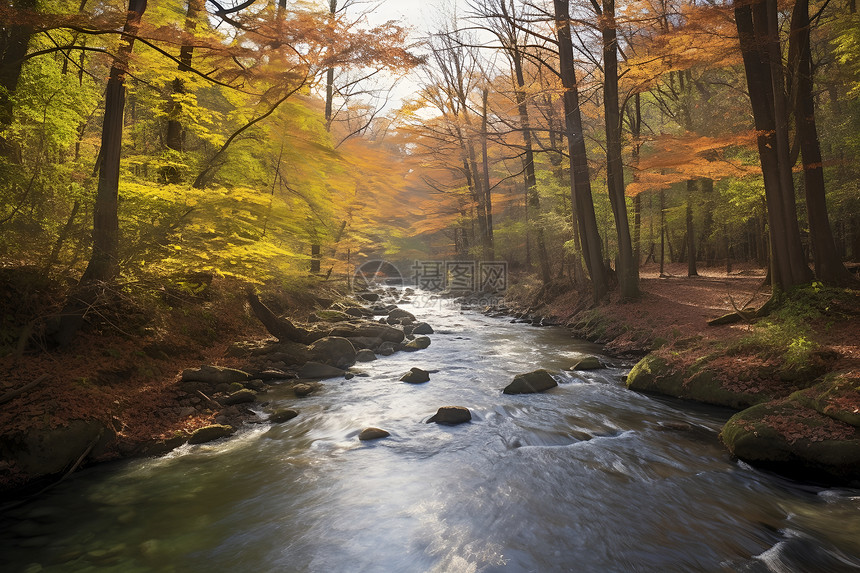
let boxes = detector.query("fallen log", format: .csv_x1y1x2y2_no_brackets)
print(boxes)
246,287,310,344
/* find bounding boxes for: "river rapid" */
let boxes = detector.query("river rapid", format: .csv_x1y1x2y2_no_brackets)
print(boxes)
1,295,859,572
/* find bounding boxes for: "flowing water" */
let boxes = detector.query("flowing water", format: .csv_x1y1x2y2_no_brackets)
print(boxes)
1,295,859,572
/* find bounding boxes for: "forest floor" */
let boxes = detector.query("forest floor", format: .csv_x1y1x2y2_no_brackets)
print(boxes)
1,262,858,492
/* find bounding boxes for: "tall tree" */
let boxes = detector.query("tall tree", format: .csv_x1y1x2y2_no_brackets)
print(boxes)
554,0,608,302
0,0,37,160
734,0,812,292
788,0,856,286
82,0,148,282
596,0,639,298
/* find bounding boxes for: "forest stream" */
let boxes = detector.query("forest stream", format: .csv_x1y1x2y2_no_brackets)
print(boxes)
1,294,859,572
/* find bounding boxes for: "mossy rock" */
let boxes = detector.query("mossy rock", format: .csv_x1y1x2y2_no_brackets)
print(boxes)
721,399,860,484
626,355,685,397
188,424,235,445
626,354,806,410
269,409,298,423
790,372,860,427
222,388,256,405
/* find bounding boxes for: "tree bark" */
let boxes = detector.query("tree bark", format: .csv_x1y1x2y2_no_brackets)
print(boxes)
480,86,494,260
164,0,203,157
82,0,148,283
686,179,698,276
0,0,37,161
788,0,856,286
554,0,608,303
734,0,811,292
601,0,639,298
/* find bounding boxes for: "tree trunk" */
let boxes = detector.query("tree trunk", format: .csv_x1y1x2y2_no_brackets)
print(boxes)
554,0,607,303
82,0,148,283
480,86,494,260
686,179,698,276
601,0,639,298
164,0,202,155
512,46,551,283
0,0,37,161
734,0,811,292
788,0,856,286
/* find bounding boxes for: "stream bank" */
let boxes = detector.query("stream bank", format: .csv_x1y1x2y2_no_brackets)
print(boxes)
503,264,860,486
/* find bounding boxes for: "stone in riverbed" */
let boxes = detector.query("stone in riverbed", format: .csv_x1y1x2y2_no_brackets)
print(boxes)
427,406,472,425
308,336,357,369
400,367,430,384
377,342,398,356
571,356,603,370
413,322,434,335
188,424,234,445
355,348,376,362
222,388,256,405
388,308,416,321
358,427,390,441
269,409,298,423
402,336,431,351
503,369,558,394
298,361,346,379
181,365,249,385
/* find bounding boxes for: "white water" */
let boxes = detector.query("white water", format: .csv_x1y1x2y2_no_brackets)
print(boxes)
1,296,859,572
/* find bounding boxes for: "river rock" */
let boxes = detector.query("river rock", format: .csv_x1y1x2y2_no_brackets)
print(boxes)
355,349,376,362
413,322,434,335
427,406,472,425
377,342,398,356
222,388,256,405
344,336,383,350
292,382,320,397
181,365,249,385
503,369,558,394
388,308,416,321
358,427,390,441
571,356,603,370
188,424,234,445
329,323,405,344
357,292,379,302
402,336,431,351
308,336,357,369
269,409,298,423
400,367,430,384
298,361,346,379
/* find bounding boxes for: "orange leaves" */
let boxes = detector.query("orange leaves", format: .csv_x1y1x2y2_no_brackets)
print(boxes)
627,131,759,196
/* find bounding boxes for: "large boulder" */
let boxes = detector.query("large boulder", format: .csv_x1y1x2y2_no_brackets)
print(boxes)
503,369,558,394
400,367,430,384
377,342,398,356
181,365,249,385
330,323,405,344
427,406,472,425
721,394,860,485
298,361,346,379
307,310,353,323
308,336,357,369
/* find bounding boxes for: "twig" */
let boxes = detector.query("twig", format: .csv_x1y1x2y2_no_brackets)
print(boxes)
196,390,222,410
0,374,49,406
